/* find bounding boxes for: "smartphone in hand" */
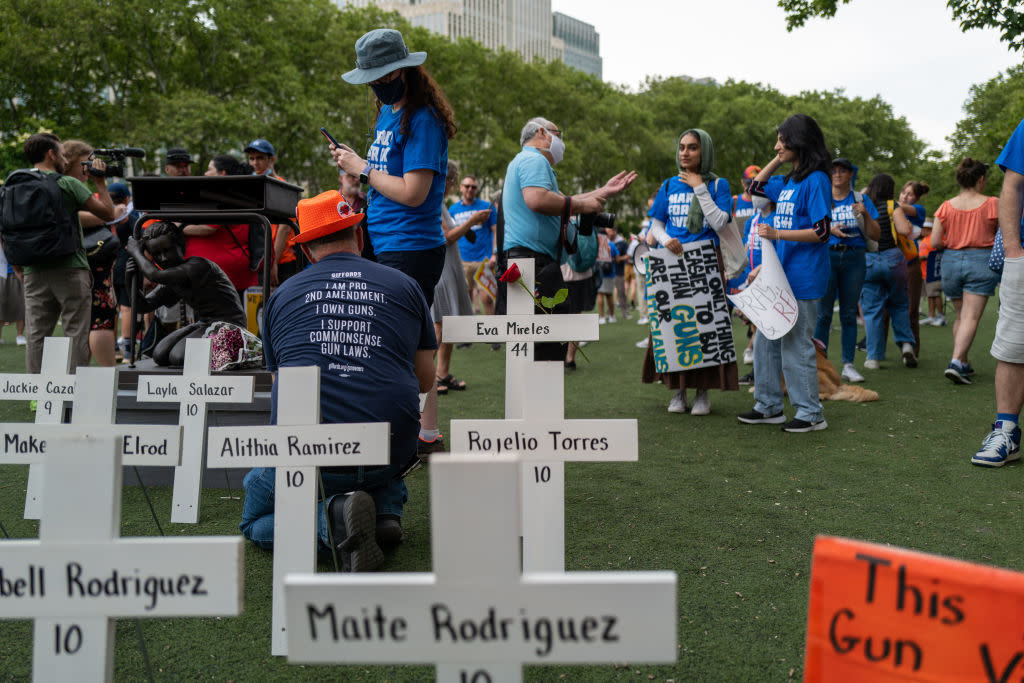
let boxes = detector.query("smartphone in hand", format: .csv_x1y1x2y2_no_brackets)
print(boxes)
320,127,340,147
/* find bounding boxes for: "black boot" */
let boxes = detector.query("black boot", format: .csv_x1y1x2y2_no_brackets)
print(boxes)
327,491,383,572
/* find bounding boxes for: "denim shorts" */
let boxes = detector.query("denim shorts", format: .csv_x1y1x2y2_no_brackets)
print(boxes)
941,248,1000,298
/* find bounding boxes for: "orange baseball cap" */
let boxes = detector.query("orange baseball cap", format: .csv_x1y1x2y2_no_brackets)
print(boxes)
743,165,762,179
289,190,364,246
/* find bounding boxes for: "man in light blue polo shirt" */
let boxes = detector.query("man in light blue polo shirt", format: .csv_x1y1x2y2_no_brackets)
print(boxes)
498,116,637,359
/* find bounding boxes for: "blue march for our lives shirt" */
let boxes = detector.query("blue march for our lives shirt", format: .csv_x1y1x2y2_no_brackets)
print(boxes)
829,191,879,249
503,147,561,258
762,172,831,300
366,105,447,254
648,177,732,246
262,252,437,465
450,198,497,262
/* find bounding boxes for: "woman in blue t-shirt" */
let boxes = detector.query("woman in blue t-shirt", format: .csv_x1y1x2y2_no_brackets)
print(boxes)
643,129,738,416
739,114,832,433
813,158,880,384
333,28,456,454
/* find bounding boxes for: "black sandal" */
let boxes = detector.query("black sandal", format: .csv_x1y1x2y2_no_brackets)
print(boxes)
437,374,467,391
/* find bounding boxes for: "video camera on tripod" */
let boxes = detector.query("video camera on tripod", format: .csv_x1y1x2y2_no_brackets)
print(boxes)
86,147,146,178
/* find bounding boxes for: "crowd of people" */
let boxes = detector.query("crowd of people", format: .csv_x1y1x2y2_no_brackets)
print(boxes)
2,27,1021,575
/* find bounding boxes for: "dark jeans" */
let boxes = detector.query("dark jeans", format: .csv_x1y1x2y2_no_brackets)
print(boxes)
814,247,866,364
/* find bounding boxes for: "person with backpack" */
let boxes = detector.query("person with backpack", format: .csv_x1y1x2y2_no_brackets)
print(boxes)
1,133,114,374
813,158,880,383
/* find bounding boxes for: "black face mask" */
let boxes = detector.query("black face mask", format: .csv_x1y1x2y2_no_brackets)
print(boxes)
370,75,405,105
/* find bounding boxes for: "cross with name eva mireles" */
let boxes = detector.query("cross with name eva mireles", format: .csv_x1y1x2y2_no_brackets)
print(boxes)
0,366,243,683
135,337,255,524
0,337,77,520
206,365,389,657
444,258,638,572
284,453,677,682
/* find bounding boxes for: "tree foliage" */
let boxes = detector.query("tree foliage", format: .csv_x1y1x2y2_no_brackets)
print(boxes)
779,0,1024,51
0,1,942,227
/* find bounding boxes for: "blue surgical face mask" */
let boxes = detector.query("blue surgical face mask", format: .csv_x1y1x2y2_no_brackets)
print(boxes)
371,73,405,105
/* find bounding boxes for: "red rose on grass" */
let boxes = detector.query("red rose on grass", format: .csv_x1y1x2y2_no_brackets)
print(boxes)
499,263,522,283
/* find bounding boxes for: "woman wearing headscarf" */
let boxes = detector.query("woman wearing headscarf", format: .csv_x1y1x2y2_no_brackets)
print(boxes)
643,129,738,416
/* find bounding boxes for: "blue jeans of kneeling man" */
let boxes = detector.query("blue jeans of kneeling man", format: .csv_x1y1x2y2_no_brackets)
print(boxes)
860,248,915,361
754,298,824,424
239,464,408,551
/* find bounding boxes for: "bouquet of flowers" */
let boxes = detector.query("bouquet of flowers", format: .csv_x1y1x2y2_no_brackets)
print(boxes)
203,322,263,372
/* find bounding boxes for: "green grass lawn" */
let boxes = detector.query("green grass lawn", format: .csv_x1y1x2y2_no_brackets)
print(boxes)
0,303,1021,681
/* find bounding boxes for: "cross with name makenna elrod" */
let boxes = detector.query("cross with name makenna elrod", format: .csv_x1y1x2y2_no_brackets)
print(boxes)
285,453,677,682
206,365,389,657
0,337,76,520
444,258,636,572
136,337,255,524
0,367,243,683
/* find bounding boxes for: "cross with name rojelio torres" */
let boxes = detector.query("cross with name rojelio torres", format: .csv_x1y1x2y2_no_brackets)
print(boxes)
284,453,677,682
0,367,243,683
207,365,389,657
136,338,255,524
444,258,637,572
0,337,76,520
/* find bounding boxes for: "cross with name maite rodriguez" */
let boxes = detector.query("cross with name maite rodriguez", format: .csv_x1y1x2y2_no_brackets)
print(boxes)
444,258,636,572
135,338,254,524
206,365,389,657
284,453,677,682
0,367,243,683
0,337,76,520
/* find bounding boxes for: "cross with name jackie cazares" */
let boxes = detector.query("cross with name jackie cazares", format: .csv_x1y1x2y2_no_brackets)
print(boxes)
135,338,255,524
285,454,677,682
0,367,243,683
443,258,638,572
0,337,77,520
206,365,389,657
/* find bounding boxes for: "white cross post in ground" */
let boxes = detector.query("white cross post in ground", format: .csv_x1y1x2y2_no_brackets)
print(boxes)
207,365,389,657
284,454,677,682
136,337,254,524
0,367,243,683
0,337,76,520
445,258,634,572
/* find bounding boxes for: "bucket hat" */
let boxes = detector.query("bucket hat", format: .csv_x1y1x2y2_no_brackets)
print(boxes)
290,190,364,246
342,29,426,85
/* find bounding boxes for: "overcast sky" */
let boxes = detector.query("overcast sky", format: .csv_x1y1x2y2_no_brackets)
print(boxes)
551,0,1019,153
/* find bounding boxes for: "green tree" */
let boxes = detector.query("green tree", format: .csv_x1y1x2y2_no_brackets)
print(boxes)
779,0,1024,50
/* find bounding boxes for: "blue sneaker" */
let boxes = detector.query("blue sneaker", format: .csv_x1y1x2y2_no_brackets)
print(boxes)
962,363,976,376
944,361,971,385
971,422,1021,467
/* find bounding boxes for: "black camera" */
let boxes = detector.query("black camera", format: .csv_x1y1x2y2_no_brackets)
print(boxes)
577,211,615,236
87,147,146,178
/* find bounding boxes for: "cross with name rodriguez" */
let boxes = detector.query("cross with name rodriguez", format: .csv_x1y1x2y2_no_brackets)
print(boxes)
0,367,243,683
284,453,677,681
0,337,76,520
135,338,254,524
207,365,389,657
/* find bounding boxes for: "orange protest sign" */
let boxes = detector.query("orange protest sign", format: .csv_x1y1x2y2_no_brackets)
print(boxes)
805,536,1024,682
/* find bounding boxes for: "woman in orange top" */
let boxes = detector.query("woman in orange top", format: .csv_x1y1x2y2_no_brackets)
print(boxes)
930,158,1000,384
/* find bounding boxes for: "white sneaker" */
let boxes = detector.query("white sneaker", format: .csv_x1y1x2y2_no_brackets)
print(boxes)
15,335,26,346
931,315,946,327
920,316,934,325
607,316,617,324
901,342,918,368
743,347,754,365
864,359,880,370
690,389,711,416
577,341,589,347
635,338,649,348
637,317,648,325
598,317,607,325
667,390,689,413
841,363,865,383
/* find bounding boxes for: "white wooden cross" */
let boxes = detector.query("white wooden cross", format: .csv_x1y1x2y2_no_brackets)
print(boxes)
0,337,76,519
136,338,255,523
0,367,243,683
284,453,677,681
206,365,389,657
444,258,636,572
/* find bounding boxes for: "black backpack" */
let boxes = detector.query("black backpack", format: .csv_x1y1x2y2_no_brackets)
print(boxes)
0,169,80,265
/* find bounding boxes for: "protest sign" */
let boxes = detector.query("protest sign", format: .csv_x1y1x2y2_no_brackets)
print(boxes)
805,535,1024,682
474,261,497,301
644,243,735,373
726,240,798,340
